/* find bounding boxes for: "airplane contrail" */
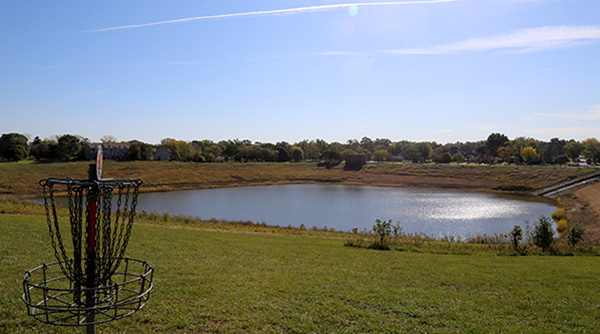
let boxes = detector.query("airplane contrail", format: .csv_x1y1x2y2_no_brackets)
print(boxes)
85,0,458,32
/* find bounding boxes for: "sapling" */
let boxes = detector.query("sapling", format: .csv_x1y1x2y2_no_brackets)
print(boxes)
509,225,523,253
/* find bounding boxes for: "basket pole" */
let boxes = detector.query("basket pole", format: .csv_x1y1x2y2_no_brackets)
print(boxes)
86,163,98,334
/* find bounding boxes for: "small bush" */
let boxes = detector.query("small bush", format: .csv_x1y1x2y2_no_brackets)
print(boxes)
373,219,392,246
509,225,523,253
369,241,390,251
556,219,568,235
532,216,555,251
551,208,566,222
566,223,585,246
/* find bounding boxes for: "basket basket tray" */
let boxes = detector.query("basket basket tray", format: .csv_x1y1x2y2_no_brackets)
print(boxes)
22,258,153,326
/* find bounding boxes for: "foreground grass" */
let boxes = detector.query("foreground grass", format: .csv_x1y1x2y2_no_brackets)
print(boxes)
2,214,600,333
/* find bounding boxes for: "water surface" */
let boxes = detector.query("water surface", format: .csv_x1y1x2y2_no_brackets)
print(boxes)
136,184,556,238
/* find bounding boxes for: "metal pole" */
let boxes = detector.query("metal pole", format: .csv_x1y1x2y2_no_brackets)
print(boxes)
86,164,98,334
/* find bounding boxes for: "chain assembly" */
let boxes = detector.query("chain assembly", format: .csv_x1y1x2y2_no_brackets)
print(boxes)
24,167,152,330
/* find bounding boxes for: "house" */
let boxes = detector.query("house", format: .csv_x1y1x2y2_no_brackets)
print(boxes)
152,146,171,161
84,143,129,161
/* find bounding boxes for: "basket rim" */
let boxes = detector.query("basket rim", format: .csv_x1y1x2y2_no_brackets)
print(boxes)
22,257,153,326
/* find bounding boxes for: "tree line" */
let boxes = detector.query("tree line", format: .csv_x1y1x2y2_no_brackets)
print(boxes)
1,132,599,165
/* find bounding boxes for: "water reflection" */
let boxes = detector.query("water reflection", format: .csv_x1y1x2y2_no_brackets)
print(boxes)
135,184,556,238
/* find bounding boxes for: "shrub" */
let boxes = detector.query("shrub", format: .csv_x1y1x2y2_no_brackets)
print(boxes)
372,219,392,250
551,208,566,222
566,223,585,246
373,219,392,244
556,219,568,235
508,225,523,253
391,221,403,239
532,216,554,251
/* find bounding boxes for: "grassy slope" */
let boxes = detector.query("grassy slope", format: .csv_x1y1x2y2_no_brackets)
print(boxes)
2,215,600,333
0,160,595,199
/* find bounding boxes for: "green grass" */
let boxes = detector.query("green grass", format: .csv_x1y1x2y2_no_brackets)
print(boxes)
3,214,600,333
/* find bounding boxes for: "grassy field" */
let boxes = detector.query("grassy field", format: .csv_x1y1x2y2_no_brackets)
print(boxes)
0,160,595,199
2,214,600,333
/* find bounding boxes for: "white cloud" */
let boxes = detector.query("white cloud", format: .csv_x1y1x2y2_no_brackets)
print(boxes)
535,105,600,121
383,25,600,54
84,0,457,32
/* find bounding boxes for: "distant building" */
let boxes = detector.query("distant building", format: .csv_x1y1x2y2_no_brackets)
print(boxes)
84,143,129,161
345,154,367,167
152,146,171,161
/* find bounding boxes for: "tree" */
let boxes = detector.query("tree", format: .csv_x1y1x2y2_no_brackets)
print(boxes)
582,138,600,163
290,146,304,162
127,143,141,160
373,149,391,163
276,142,290,162
486,133,509,157
564,141,584,161
0,133,28,161
543,137,566,163
57,134,82,161
566,223,585,246
520,146,538,164
101,135,118,143
509,225,523,253
452,152,465,163
415,142,433,162
360,137,374,153
497,146,512,163
511,137,536,163
439,152,452,164
372,219,392,250
532,216,554,251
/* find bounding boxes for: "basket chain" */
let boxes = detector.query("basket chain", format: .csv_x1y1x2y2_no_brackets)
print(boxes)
67,183,84,303
40,179,142,290
42,183,74,281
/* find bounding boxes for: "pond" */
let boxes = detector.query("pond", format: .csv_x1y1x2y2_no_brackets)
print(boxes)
135,184,557,238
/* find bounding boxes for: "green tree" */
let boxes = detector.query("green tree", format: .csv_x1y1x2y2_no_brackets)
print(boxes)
582,138,600,163
532,216,554,251
127,143,141,160
486,133,509,157
360,137,374,153
139,143,153,161
564,141,584,161
372,219,392,250
543,137,566,163
0,133,28,161
57,134,82,161
452,152,465,163
373,149,391,163
290,146,304,162
439,152,452,163
509,225,523,253
416,142,433,162
276,142,290,162
566,223,585,246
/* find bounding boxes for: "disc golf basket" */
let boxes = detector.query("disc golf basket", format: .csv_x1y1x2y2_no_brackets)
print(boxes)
22,146,153,333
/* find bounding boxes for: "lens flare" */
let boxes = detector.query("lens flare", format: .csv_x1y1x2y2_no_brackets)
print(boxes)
348,5,359,16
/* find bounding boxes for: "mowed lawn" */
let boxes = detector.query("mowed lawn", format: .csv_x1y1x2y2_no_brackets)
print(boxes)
2,215,600,333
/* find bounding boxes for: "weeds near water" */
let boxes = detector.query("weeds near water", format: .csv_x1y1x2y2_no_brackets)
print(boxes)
344,217,600,256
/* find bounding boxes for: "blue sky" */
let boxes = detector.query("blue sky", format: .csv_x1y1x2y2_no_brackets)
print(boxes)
1,0,599,144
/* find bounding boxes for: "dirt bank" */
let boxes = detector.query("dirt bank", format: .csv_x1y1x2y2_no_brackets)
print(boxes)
564,183,600,240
